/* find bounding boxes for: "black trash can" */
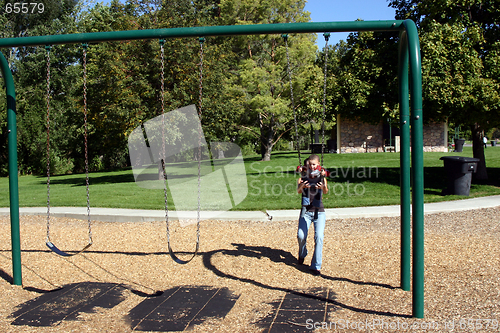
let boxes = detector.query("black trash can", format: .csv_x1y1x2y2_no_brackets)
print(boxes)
309,143,324,154
492,140,497,147
454,138,465,152
440,156,480,196
327,139,337,153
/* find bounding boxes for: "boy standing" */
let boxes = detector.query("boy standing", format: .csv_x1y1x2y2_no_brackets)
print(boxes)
297,154,328,275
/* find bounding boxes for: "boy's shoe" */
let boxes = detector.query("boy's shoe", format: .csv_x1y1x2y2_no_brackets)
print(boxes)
298,257,305,265
309,269,321,276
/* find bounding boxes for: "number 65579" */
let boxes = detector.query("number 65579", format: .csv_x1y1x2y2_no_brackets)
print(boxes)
5,2,45,14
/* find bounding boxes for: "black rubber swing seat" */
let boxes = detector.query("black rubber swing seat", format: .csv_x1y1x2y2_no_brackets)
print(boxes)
167,242,199,265
46,241,92,257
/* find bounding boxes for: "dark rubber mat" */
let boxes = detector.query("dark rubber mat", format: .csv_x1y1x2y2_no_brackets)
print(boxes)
10,282,127,327
127,285,239,331
255,288,336,332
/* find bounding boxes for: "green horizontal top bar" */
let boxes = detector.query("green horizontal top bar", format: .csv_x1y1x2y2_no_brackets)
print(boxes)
0,20,405,47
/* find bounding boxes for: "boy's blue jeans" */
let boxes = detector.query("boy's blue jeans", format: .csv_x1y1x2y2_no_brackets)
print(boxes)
297,209,326,271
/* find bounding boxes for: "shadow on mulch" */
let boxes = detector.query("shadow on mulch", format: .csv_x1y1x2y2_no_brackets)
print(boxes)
9,282,128,327
203,243,409,319
0,268,13,284
9,282,239,332
255,287,336,332
127,285,239,332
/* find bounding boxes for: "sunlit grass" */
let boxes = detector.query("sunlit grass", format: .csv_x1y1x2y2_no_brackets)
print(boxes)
1,146,499,210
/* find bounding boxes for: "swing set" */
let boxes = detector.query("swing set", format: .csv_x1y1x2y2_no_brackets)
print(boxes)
1,20,425,318
44,44,93,257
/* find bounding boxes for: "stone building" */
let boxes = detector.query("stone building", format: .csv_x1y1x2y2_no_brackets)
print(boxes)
335,116,448,153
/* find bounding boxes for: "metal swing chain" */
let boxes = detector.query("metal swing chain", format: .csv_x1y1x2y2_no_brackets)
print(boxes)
83,44,92,244
320,33,330,166
159,40,171,246
162,38,203,263
283,34,301,167
45,45,52,243
195,37,205,247
46,45,93,246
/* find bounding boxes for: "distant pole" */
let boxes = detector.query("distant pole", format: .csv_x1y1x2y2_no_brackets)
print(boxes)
388,118,393,149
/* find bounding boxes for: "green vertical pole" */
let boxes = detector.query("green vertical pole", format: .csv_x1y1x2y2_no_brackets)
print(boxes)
0,51,22,286
398,31,411,292
404,19,424,319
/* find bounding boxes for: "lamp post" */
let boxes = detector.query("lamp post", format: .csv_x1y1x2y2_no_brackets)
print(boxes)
387,117,392,149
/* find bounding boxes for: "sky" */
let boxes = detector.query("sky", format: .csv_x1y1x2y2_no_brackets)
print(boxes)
304,0,398,49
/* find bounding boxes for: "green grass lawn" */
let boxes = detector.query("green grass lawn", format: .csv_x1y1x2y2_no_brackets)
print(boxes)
1,146,499,211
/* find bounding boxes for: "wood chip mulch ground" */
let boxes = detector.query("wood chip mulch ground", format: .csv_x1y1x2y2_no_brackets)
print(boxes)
0,207,499,332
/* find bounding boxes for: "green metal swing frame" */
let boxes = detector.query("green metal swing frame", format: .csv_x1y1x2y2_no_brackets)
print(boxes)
0,19,424,318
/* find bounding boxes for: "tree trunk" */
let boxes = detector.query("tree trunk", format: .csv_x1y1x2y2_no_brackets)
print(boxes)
259,113,266,158
260,114,275,161
261,127,274,161
471,123,488,180
262,145,272,161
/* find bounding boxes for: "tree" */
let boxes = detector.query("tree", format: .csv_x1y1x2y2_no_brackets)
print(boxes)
0,0,81,175
78,0,236,168
77,2,158,169
220,0,320,161
324,29,399,126
389,0,500,179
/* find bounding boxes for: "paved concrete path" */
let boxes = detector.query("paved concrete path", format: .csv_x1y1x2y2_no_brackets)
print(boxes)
1,195,499,222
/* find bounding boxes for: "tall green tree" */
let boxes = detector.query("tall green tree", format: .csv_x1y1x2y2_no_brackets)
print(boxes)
389,0,500,179
0,0,81,175
78,2,157,169
220,0,321,161
323,30,399,126
78,0,235,168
